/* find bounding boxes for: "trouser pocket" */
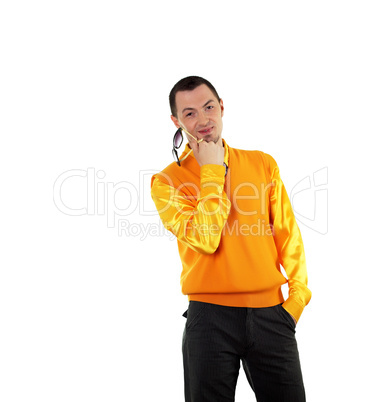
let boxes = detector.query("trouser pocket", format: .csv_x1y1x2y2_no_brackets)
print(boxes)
183,301,207,331
275,303,296,330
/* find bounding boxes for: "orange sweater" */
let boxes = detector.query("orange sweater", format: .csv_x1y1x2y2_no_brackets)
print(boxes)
150,139,311,322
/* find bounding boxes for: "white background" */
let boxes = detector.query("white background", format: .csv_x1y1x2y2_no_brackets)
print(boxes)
1,1,379,401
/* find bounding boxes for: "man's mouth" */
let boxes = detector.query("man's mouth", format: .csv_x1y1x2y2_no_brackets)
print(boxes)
198,127,213,136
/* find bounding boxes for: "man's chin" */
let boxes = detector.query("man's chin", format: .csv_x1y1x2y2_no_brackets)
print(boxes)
203,135,220,144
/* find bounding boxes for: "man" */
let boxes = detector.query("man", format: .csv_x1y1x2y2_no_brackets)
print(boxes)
150,76,311,402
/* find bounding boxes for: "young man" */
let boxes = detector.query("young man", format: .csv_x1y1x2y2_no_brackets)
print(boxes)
150,76,311,402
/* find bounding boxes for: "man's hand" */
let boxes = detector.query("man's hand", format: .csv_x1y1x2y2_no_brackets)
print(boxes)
188,136,225,167
290,313,297,326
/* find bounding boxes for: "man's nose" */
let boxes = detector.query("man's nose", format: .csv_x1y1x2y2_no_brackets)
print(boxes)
198,110,209,126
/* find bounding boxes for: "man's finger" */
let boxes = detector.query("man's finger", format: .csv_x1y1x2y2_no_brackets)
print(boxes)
188,136,198,155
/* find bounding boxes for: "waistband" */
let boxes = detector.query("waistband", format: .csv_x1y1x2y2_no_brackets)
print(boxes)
187,286,284,308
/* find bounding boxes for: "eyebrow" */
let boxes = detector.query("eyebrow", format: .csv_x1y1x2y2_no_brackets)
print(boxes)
181,99,215,115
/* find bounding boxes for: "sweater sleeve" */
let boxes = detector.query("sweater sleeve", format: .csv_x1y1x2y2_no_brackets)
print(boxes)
151,164,231,255
267,154,312,322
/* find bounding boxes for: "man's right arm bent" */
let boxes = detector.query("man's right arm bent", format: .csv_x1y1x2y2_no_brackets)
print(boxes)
151,164,231,255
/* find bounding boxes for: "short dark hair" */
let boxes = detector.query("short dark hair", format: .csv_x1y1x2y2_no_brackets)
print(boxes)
169,76,221,118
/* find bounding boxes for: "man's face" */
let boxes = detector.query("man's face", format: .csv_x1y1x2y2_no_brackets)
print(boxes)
171,84,224,144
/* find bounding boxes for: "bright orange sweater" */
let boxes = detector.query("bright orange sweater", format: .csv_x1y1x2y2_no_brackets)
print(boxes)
150,139,311,322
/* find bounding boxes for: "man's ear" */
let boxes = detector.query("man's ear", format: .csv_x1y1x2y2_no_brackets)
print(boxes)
219,99,224,117
171,115,181,129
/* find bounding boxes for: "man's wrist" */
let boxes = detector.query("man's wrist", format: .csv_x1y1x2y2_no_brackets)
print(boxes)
200,163,227,176
200,164,226,183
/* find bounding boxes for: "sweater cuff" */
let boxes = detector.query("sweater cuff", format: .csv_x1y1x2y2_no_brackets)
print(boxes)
282,297,305,323
200,164,226,197
200,164,225,182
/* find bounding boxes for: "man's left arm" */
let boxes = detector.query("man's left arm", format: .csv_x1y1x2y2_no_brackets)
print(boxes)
268,155,312,324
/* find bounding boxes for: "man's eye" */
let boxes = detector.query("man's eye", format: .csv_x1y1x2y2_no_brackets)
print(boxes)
206,106,214,110
186,112,193,117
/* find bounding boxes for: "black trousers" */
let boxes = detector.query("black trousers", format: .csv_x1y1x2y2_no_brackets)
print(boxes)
182,301,306,402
